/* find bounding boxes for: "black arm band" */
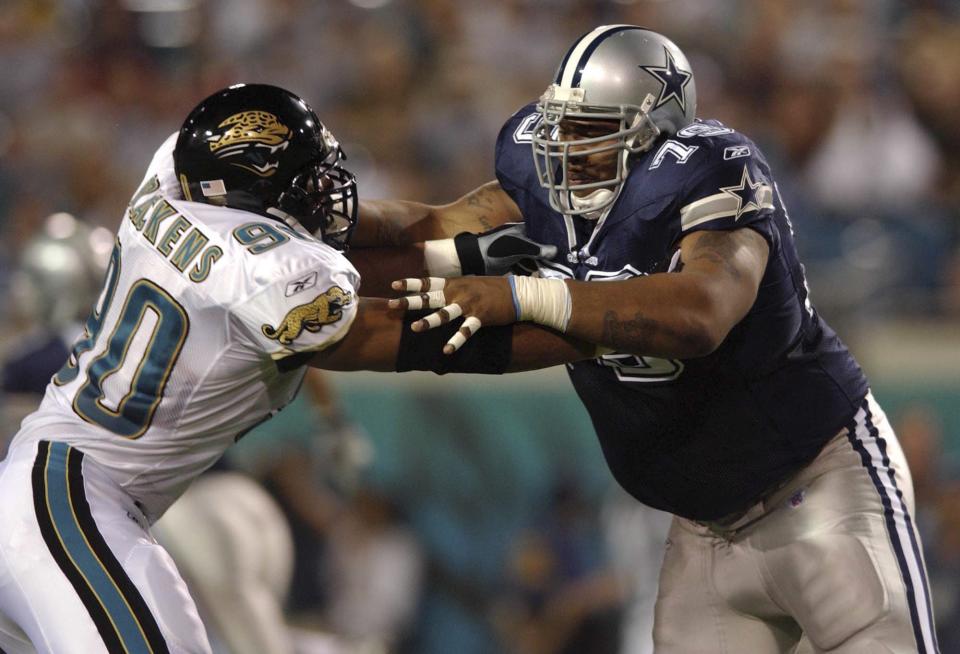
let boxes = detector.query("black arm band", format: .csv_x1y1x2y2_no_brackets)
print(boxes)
453,232,485,276
395,310,513,374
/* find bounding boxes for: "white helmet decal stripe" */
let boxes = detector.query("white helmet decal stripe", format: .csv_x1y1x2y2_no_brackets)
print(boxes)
558,24,636,88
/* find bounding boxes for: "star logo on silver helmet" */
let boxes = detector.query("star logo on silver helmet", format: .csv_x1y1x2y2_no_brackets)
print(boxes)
639,47,693,114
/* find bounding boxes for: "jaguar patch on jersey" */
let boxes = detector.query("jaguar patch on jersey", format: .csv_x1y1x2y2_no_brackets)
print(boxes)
261,286,353,345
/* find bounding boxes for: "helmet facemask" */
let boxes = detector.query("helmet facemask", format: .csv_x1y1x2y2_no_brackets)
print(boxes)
275,130,358,251
533,85,660,218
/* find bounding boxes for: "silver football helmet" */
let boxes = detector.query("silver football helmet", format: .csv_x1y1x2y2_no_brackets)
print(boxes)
10,213,113,332
533,26,697,217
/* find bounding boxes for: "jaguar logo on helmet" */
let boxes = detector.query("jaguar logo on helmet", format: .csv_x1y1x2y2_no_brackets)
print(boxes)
206,110,292,178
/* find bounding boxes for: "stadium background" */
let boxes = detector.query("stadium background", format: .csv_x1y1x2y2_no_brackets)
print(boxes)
1,1,959,652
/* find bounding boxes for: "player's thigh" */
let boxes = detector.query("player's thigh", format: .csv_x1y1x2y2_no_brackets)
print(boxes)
0,440,211,654
653,517,799,654
0,442,109,653
83,453,213,653
759,403,938,653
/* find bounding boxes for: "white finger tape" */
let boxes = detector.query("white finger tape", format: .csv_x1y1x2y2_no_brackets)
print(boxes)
423,303,463,329
446,316,483,352
425,290,447,309
405,290,447,310
403,277,447,293
462,316,481,335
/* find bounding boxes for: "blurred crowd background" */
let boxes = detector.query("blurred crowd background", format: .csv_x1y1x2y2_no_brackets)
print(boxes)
1,1,960,653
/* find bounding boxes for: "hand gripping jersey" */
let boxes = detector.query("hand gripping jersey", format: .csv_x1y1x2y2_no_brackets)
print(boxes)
9,134,359,522
497,105,869,520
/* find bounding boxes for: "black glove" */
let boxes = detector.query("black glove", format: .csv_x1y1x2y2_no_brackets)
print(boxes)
453,223,558,276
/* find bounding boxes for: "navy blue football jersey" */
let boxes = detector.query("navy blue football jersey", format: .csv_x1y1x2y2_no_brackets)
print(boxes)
495,104,869,521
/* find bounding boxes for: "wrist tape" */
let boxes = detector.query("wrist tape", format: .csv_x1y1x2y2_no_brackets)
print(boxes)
508,275,572,332
423,239,462,277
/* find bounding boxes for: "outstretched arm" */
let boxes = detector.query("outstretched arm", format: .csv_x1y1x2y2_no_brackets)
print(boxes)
392,227,770,359
352,181,522,247
308,298,596,373
348,182,546,297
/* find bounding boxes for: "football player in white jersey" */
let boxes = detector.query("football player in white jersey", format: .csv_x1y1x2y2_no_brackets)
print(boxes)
0,84,591,654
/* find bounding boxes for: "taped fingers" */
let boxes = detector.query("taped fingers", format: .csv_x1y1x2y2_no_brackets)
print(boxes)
444,316,482,354
391,277,446,293
389,289,447,311
415,303,463,331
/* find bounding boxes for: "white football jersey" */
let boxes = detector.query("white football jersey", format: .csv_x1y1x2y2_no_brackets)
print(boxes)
10,134,360,521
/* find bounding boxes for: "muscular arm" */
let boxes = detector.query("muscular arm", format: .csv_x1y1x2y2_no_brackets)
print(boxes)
348,246,428,297
392,227,770,360
565,228,770,358
309,298,595,372
352,181,522,247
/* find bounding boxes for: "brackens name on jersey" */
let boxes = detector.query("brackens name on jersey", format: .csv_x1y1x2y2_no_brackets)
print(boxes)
126,174,223,283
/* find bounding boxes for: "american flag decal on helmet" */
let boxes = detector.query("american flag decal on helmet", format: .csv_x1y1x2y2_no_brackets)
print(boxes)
199,180,226,197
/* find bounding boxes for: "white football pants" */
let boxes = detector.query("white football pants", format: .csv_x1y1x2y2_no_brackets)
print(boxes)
653,392,939,653
0,439,211,653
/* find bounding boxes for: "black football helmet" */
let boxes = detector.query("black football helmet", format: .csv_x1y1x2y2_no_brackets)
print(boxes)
174,83,358,250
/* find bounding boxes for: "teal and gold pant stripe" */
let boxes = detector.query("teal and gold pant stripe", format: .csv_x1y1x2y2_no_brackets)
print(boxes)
31,441,169,654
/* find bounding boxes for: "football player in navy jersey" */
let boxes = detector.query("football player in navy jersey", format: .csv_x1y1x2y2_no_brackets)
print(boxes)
357,25,940,654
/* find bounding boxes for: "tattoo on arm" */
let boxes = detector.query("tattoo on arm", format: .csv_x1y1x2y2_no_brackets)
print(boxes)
602,310,656,349
442,183,504,233
465,190,491,209
601,310,696,353
684,231,743,280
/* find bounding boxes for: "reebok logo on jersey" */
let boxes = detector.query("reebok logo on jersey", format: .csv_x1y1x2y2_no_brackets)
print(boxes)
285,271,318,297
262,285,353,345
723,146,751,160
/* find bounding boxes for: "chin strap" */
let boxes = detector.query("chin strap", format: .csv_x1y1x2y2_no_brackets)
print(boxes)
568,188,615,221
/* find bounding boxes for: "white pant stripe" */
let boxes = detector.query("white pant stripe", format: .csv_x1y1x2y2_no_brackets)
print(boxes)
848,399,939,653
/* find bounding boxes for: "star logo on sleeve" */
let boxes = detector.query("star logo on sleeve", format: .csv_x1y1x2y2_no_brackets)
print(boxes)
639,47,693,113
720,166,769,220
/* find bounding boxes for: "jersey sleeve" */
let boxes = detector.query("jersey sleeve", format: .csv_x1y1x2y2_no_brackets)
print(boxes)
494,102,541,199
677,152,776,236
141,132,183,200
232,257,359,361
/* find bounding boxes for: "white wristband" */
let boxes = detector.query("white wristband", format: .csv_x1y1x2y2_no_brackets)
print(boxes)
423,239,461,277
509,275,572,332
